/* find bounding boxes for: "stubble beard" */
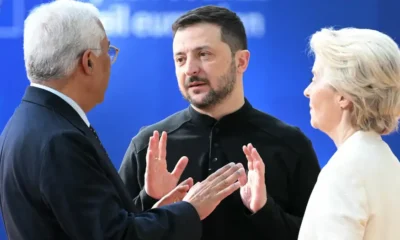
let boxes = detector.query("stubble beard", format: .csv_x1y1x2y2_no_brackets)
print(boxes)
183,60,237,110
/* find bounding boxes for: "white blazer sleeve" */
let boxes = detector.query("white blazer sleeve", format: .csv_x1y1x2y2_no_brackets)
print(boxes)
298,167,369,240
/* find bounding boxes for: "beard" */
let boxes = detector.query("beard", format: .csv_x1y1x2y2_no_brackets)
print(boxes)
182,60,237,110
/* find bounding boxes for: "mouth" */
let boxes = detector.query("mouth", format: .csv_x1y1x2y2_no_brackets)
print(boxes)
188,82,207,88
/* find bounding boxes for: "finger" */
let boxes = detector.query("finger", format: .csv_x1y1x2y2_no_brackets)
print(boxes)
178,177,194,189
247,143,254,151
164,185,189,199
238,169,248,187
216,181,241,200
153,131,159,158
251,148,265,174
171,156,189,179
173,184,190,193
158,131,167,160
148,136,154,155
170,187,188,202
211,163,243,188
205,162,235,183
147,135,157,162
243,145,254,170
146,149,155,176
214,166,245,191
243,145,251,155
157,185,189,207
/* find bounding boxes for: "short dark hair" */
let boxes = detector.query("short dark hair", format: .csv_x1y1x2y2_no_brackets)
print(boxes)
172,5,248,53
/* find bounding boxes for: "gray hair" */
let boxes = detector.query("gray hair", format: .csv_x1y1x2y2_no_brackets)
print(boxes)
309,27,400,134
23,0,106,82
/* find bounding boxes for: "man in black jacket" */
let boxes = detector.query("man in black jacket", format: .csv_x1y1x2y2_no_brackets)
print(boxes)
0,1,246,239
119,5,321,240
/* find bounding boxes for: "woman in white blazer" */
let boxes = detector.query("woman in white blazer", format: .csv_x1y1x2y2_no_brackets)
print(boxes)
296,27,400,239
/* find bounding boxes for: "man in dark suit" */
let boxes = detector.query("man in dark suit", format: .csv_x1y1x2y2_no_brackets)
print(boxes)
0,1,246,240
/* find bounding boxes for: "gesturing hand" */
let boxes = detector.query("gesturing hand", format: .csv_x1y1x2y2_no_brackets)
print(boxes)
152,178,193,208
183,162,247,220
240,143,267,213
144,131,189,199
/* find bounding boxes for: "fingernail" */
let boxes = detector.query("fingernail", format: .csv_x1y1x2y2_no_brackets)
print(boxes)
229,162,235,167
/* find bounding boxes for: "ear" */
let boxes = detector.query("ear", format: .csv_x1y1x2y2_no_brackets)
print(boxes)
235,50,250,74
81,49,95,76
338,94,352,110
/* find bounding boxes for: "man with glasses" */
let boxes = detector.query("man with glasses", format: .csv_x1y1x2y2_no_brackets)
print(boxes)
0,1,247,240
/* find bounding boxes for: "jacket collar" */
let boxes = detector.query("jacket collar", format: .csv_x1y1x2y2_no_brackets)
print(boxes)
22,86,89,135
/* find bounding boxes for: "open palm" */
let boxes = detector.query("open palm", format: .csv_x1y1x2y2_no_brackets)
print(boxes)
144,131,190,199
240,143,267,213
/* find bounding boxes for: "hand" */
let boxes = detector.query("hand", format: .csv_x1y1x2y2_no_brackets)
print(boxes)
145,131,189,199
183,162,247,220
152,178,194,208
240,143,267,213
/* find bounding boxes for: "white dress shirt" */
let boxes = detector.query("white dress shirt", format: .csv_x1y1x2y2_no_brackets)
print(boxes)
298,131,400,240
30,83,90,127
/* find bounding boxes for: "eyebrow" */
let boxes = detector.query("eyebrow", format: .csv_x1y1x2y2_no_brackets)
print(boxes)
174,45,212,56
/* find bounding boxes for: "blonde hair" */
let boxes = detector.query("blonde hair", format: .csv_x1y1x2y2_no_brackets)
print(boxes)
309,27,400,134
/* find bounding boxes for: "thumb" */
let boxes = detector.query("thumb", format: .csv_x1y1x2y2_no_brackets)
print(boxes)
178,177,194,189
164,185,189,201
171,156,189,179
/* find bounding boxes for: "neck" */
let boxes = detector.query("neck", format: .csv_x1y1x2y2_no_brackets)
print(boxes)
326,119,358,148
35,78,94,113
192,85,245,120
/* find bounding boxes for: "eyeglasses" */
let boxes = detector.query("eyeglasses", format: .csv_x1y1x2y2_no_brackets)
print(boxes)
108,45,119,64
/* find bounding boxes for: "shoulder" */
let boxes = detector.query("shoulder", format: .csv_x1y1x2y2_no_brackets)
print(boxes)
248,108,314,155
42,130,95,160
329,134,395,178
130,109,191,153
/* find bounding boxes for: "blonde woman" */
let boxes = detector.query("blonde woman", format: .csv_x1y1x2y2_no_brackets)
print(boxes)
297,27,400,239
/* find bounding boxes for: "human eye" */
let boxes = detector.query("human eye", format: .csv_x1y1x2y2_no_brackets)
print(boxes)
199,51,211,58
175,56,186,65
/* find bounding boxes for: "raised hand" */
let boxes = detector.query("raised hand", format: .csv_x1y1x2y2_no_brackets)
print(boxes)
152,178,194,208
240,143,267,213
144,131,189,199
183,162,247,220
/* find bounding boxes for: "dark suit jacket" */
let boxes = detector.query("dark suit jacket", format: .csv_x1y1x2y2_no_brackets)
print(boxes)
0,86,202,240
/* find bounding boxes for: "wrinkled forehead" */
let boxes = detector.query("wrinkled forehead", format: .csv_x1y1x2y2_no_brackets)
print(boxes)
172,23,222,54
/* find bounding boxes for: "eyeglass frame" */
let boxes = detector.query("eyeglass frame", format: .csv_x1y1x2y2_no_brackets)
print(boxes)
108,45,119,64
77,44,120,65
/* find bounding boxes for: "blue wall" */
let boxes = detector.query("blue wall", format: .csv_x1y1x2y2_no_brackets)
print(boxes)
1,0,398,238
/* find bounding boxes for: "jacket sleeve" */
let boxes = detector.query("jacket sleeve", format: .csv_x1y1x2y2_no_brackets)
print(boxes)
39,131,202,240
245,135,321,240
119,138,159,211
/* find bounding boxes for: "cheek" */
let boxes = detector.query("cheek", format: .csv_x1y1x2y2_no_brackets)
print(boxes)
100,57,110,75
311,89,339,120
176,74,187,90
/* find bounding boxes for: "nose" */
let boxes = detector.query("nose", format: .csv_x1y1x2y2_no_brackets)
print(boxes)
184,58,200,76
303,85,310,98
